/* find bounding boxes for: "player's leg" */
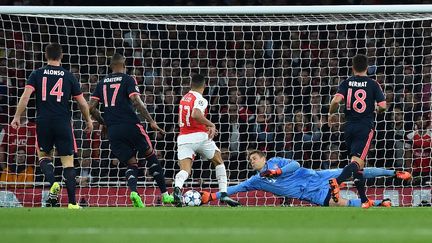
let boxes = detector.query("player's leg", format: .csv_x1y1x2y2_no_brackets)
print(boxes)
126,156,145,208
35,122,59,207
205,142,240,207
55,122,80,209
174,157,193,207
58,155,80,209
329,197,391,208
330,126,373,203
351,128,375,206
108,125,144,207
134,124,172,204
334,125,368,184
363,167,412,180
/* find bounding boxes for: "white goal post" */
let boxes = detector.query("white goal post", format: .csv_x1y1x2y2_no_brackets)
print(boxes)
0,5,431,207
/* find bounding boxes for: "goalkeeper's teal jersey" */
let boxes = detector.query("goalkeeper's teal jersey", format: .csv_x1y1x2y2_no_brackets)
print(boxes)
222,157,339,206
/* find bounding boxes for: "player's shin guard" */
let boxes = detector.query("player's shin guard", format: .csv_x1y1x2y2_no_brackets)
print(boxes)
215,164,228,193
336,162,360,184
146,154,167,194
63,167,77,205
39,158,55,186
175,170,189,189
353,171,368,203
125,165,138,193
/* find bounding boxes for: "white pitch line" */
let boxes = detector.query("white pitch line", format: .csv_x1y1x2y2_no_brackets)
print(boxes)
1,228,432,236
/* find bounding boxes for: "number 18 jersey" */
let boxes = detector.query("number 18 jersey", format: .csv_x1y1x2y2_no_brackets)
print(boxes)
336,75,385,127
178,91,209,144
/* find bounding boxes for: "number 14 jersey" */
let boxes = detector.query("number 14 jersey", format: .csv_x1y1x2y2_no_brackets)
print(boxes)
26,65,82,122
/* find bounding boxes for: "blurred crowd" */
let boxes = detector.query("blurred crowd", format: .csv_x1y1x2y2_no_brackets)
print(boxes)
0,14,431,188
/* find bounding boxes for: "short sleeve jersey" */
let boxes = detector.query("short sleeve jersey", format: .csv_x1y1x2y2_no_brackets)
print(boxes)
26,65,82,121
336,76,385,126
91,73,141,127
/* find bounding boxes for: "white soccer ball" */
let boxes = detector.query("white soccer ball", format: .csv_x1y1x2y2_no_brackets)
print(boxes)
182,190,202,206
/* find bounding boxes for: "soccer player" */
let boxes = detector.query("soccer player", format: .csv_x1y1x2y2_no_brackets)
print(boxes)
173,73,240,207
328,54,387,208
88,53,173,207
11,43,93,209
201,150,411,207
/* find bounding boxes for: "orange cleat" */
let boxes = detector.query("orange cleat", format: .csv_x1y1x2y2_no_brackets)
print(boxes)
200,191,217,204
396,171,412,181
361,200,374,209
329,179,340,203
378,198,392,207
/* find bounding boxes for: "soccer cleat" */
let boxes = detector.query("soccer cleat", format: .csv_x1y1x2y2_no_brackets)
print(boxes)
361,200,374,209
68,203,82,209
46,182,60,207
329,179,340,203
161,193,174,204
395,171,412,181
378,198,392,207
173,187,183,207
130,191,145,208
219,192,240,207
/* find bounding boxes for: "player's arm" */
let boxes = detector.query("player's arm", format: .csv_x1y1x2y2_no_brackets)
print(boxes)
328,82,346,125
329,95,343,115
374,81,387,113
130,94,165,134
260,158,300,178
75,95,93,133
11,86,34,129
201,177,256,204
88,98,105,126
191,108,217,139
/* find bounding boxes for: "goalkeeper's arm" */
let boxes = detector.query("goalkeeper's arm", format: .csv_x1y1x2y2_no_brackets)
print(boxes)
261,160,300,178
201,178,254,204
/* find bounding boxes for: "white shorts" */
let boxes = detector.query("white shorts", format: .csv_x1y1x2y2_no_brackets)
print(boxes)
177,139,220,160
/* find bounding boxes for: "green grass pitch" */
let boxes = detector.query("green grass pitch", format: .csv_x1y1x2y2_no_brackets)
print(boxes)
1,207,431,243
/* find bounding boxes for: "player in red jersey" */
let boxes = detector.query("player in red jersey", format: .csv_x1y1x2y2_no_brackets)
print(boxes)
173,73,240,207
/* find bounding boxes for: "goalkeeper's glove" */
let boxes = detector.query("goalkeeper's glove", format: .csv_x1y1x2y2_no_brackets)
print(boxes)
200,191,217,204
260,168,282,178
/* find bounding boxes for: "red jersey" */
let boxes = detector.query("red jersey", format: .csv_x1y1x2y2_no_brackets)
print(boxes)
179,91,208,136
406,130,432,173
0,122,37,164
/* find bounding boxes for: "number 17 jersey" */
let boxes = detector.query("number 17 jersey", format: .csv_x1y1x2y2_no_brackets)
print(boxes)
91,73,141,127
178,91,209,144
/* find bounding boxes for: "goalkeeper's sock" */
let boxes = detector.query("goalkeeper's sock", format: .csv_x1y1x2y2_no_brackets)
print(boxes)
146,154,167,194
354,171,368,203
174,170,189,189
215,164,228,193
348,199,383,207
336,162,360,184
347,199,362,207
125,165,138,193
40,158,55,186
63,167,77,205
374,200,383,206
363,168,395,179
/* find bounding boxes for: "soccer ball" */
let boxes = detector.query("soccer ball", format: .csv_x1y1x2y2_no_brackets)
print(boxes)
182,190,202,206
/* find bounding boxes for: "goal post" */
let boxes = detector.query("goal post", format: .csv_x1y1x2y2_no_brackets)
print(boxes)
0,5,431,207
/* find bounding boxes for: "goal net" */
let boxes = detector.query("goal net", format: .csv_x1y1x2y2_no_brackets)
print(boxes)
0,6,431,207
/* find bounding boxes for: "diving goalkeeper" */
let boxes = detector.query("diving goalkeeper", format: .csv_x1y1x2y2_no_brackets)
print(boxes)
201,150,411,207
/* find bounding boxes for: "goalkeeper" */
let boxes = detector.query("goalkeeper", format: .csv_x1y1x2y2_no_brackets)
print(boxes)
201,150,411,207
